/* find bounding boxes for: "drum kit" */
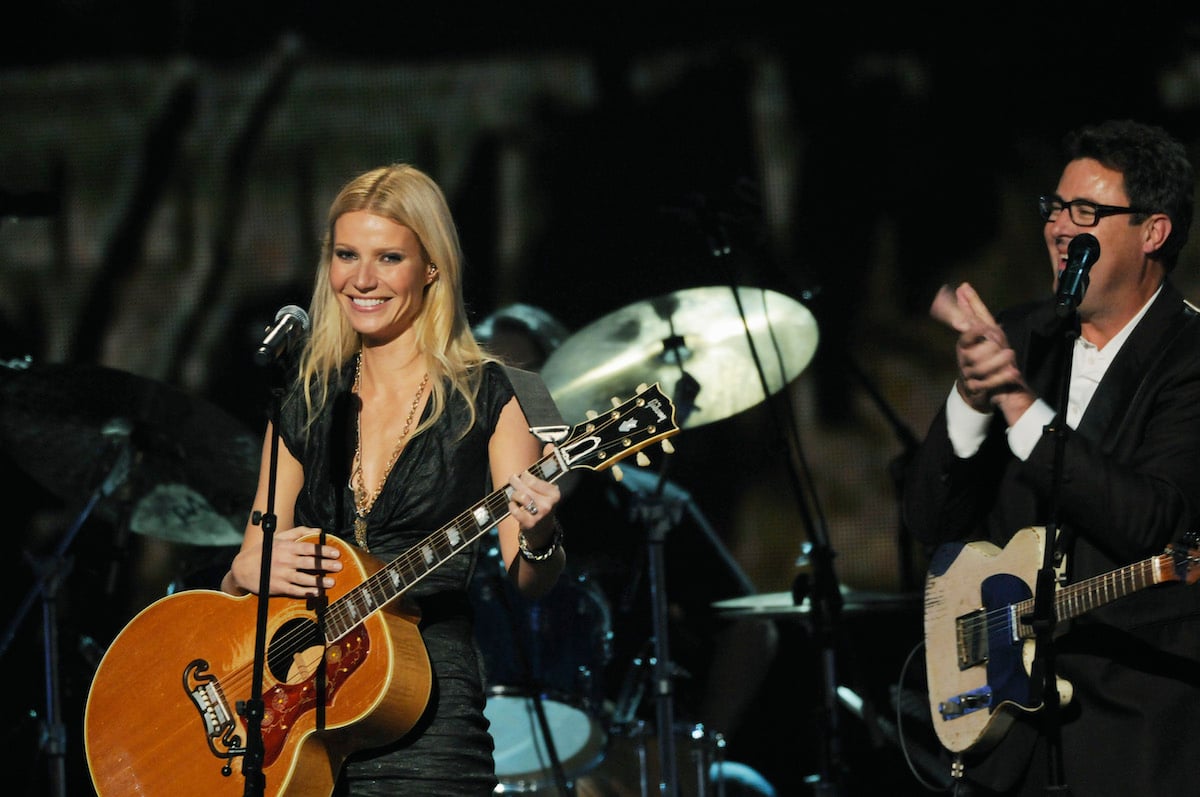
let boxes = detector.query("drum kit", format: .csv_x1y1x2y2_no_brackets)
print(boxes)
471,284,909,796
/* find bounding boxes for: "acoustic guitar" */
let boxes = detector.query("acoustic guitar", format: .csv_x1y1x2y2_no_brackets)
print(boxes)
84,383,679,797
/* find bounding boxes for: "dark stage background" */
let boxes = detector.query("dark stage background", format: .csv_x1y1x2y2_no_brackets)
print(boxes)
5,7,1200,795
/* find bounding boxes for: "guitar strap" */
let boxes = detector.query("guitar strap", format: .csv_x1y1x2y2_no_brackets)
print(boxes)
501,363,582,494
502,364,565,429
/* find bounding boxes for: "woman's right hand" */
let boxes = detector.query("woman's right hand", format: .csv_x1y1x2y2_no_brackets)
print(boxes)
225,526,343,598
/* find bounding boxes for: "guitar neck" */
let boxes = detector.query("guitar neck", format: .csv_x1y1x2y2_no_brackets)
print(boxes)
1013,551,1174,639
324,450,565,641
312,381,679,643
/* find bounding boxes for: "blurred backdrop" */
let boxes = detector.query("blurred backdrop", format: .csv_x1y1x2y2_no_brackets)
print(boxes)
5,7,1200,795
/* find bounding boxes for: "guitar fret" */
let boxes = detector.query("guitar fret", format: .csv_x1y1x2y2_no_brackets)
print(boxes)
1056,559,1157,625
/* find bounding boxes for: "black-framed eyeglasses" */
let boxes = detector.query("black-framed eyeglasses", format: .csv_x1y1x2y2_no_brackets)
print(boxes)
1038,194,1149,227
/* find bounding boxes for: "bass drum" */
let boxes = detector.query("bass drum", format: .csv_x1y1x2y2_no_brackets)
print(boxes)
471,548,614,792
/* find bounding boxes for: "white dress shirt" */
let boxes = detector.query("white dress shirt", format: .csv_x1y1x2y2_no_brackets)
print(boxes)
946,287,1160,460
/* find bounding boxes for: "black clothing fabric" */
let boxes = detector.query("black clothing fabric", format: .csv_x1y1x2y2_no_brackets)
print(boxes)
902,281,1200,795
279,360,518,796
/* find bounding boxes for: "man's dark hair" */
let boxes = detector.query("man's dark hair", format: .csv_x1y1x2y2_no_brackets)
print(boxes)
1064,119,1195,272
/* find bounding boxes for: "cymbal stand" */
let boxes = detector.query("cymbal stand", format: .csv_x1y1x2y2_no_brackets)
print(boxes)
731,279,847,795
696,209,847,794
0,425,132,797
619,368,699,797
630,472,684,797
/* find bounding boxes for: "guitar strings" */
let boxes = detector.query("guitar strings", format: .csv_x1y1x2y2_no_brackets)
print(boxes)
204,404,659,736
952,555,1174,648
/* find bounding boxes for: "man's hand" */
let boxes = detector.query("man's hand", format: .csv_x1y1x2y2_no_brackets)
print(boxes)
930,283,1034,423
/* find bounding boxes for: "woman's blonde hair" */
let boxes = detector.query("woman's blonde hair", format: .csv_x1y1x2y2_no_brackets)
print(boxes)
295,163,490,437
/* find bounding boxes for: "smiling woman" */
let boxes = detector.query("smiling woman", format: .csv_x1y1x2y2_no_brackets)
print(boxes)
82,163,572,797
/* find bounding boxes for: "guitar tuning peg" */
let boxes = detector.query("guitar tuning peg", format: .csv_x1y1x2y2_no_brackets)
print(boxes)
586,409,598,420
636,382,649,393
636,451,650,467
611,464,624,482
661,439,675,454
610,396,621,408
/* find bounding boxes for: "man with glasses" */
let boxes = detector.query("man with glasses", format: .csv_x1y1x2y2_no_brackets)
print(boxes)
901,119,1200,795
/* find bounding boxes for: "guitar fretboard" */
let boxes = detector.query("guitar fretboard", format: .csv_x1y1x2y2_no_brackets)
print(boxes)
324,454,562,641
1014,552,1171,639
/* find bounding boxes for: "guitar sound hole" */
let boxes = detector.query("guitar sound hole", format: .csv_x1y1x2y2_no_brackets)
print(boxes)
267,618,322,683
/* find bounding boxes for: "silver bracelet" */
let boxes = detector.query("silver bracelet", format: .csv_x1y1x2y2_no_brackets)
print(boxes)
518,519,563,562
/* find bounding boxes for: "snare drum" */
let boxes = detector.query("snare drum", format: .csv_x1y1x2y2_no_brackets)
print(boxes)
471,560,614,792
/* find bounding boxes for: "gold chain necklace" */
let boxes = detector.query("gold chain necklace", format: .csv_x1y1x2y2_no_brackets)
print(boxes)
351,357,430,550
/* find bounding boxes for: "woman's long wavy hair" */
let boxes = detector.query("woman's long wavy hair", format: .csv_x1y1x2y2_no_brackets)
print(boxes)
293,163,491,439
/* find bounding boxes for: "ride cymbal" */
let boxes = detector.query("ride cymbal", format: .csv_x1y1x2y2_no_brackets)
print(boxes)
541,286,818,430
0,359,259,545
712,587,921,619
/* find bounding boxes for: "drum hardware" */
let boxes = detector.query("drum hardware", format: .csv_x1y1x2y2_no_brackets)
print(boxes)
575,719,732,797
0,359,261,796
0,359,259,543
0,417,133,797
627,721,726,797
471,539,613,793
541,283,817,796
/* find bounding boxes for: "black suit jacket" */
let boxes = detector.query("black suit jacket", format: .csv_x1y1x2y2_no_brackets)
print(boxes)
902,280,1200,794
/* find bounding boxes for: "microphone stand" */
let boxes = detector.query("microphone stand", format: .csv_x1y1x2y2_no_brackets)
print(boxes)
1025,312,1077,795
0,430,131,797
238,383,285,797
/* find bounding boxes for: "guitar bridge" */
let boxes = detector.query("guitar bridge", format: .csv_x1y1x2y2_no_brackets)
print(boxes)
184,660,241,760
938,687,992,720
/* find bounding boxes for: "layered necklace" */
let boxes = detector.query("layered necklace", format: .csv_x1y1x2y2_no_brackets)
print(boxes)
350,355,430,551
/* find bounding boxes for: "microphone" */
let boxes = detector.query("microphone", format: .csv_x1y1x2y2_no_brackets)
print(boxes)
255,304,310,366
1055,233,1100,319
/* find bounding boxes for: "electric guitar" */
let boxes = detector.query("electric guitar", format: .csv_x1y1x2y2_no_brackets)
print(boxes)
923,525,1200,754
84,383,679,797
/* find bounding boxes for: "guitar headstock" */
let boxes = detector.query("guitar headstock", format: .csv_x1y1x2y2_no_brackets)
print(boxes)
558,382,679,474
1169,533,1200,585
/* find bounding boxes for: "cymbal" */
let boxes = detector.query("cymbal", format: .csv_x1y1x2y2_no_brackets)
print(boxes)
541,286,818,430
129,484,246,546
0,359,259,545
713,587,921,619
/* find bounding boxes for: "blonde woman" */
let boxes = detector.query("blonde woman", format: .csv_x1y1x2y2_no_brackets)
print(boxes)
222,163,565,795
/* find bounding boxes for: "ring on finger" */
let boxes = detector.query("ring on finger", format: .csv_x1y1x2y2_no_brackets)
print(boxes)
525,500,539,515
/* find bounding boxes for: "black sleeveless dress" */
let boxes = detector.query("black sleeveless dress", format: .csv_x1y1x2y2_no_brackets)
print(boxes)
278,361,516,796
